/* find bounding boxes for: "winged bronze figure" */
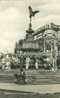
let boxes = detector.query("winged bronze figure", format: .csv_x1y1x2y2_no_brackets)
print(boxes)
28,6,39,18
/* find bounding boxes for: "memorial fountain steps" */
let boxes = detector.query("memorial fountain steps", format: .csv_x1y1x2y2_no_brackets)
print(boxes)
26,70,60,84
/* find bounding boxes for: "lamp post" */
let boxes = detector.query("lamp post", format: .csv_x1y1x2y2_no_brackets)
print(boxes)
43,34,47,53
51,36,57,71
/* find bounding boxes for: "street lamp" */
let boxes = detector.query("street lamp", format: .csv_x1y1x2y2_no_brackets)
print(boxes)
43,34,47,53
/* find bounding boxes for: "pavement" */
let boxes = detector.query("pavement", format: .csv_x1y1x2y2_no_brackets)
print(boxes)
0,69,60,94
0,83,60,94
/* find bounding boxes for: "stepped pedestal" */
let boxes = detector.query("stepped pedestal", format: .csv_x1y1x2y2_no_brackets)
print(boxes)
25,69,60,84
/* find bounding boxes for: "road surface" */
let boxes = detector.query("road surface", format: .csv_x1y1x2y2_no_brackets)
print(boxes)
0,83,60,94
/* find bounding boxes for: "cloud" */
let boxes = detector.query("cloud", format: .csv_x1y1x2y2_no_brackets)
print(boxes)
0,0,60,52
32,15,60,30
39,3,60,15
0,7,26,52
0,0,24,8
25,0,54,7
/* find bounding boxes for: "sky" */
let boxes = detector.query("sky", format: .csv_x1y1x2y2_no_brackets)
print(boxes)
0,0,60,53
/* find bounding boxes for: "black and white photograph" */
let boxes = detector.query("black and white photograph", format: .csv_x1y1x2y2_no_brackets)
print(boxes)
0,0,60,98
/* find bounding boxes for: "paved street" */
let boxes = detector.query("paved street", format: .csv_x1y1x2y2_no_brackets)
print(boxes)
0,83,60,94
0,83,60,98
